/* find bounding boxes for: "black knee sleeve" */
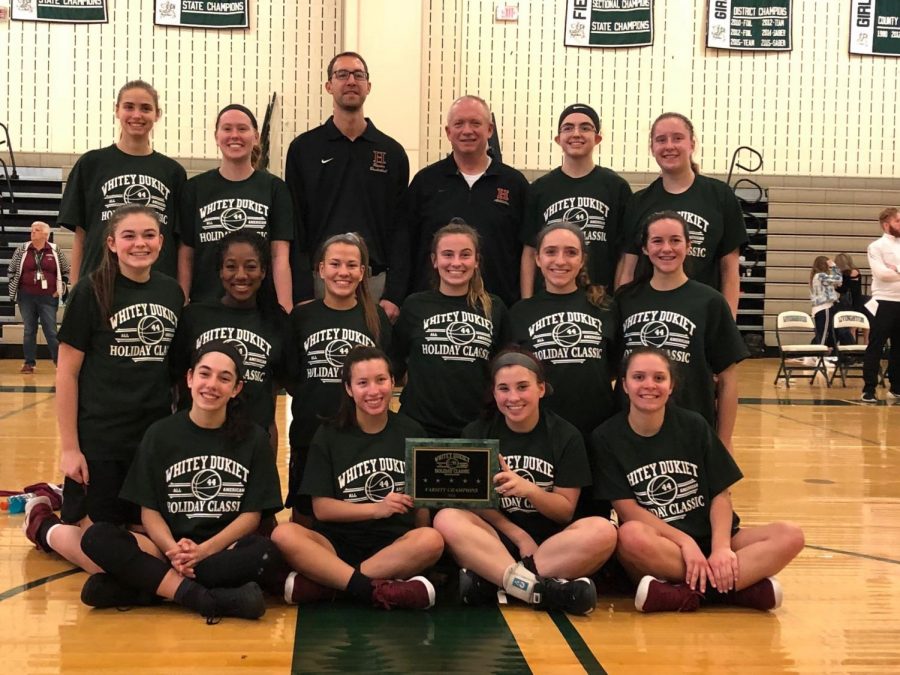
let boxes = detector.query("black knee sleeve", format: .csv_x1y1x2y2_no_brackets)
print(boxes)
81,522,169,593
194,535,288,595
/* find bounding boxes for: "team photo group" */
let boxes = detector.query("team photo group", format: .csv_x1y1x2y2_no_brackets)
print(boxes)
18,49,828,624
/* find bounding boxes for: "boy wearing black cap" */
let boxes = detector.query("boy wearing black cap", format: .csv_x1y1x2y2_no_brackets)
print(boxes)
521,104,631,296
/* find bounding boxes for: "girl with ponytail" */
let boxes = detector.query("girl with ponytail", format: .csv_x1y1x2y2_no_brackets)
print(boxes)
391,219,510,437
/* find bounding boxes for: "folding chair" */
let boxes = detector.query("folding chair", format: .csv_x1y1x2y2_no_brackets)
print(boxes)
829,311,873,386
773,311,830,388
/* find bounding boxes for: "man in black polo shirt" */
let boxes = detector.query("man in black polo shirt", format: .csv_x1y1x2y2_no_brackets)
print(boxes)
285,51,409,319
404,95,528,307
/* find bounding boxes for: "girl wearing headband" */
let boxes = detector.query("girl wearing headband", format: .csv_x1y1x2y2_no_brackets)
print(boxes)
177,104,294,311
79,340,286,620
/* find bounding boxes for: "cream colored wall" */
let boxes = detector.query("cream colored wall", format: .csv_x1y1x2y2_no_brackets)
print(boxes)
2,1,899,178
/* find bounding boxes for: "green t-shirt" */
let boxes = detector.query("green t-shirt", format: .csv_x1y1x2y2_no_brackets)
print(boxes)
509,290,618,435
178,169,294,303
57,272,184,460
622,174,747,290
463,410,590,543
288,300,392,448
301,412,424,542
58,145,186,279
591,406,742,541
170,301,292,428
392,290,510,437
524,166,632,289
616,280,748,426
121,410,282,543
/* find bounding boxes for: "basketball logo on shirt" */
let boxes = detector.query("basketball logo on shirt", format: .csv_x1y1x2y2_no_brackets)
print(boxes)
526,311,605,363
303,327,375,382
108,302,179,362
370,151,388,173
337,457,406,503
421,310,493,362
197,199,270,244
165,454,250,518
500,454,554,514
100,174,171,224
622,310,696,364
626,460,703,522
545,197,611,242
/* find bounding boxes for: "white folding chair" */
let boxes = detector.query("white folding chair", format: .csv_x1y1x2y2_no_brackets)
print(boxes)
773,311,830,388
829,311,870,386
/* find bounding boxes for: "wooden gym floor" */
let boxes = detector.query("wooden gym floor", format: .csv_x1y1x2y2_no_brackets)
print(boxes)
0,358,898,674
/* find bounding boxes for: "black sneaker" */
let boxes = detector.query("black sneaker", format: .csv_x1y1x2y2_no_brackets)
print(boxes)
861,390,879,403
81,573,160,609
533,576,597,616
459,568,498,606
206,581,266,621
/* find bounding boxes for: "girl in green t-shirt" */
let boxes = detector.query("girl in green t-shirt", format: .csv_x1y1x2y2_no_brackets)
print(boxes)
171,230,292,448
273,346,443,610
23,205,183,573
433,348,617,616
592,347,804,613
78,340,286,620
392,219,509,437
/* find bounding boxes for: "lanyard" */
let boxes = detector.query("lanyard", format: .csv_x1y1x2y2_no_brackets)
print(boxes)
32,248,46,282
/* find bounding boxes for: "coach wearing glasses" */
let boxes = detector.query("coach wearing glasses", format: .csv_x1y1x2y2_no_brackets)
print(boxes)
285,51,409,319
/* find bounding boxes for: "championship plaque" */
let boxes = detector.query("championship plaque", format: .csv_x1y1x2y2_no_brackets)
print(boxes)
405,438,499,509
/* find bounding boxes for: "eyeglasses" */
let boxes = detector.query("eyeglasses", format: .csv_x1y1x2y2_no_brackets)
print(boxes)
560,123,597,134
333,69,369,81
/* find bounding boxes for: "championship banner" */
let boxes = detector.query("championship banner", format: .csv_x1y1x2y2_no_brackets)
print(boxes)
155,0,249,29
706,1,792,51
11,0,108,23
564,0,654,48
850,0,900,56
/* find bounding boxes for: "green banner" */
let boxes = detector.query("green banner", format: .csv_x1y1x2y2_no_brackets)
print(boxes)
564,0,654,48
706,1,792,51
850,0,900,56
11,0,107,23
155,0,249,29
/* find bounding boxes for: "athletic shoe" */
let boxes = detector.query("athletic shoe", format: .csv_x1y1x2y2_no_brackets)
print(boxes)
634,576,701,613
284,571,336,604
81,573,161,609
860,390,879,403
459,568,498,606
886,389,900,401
206,581,266,620
20,363,34,374
22,496,60,551
533,576,597,616
371,576,436,610
728,577,783,611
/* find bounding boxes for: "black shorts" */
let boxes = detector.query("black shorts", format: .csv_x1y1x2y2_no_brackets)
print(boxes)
61,459,140,526
315,526,404,569
694,527,741,557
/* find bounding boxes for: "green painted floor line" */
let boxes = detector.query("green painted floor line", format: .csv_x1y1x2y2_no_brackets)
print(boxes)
548,610,607,674
0,385,56,393
292,603,531,674
738,397,895,406
805,544,900,566
0,567,81,602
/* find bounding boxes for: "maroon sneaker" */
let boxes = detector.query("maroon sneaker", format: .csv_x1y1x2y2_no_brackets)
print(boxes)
728,577,783,611
284,571,336,605
634,576,702,613
22,496,61,551
371,576,436,610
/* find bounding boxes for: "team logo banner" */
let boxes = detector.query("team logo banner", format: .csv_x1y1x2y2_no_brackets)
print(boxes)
564,0,654,48
850,0,900,56
11,0,108,23
706,0,792,51
155,0,249,29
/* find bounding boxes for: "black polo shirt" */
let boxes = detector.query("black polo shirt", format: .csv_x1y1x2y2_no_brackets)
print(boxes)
284,117,409,303
404,154,528,307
